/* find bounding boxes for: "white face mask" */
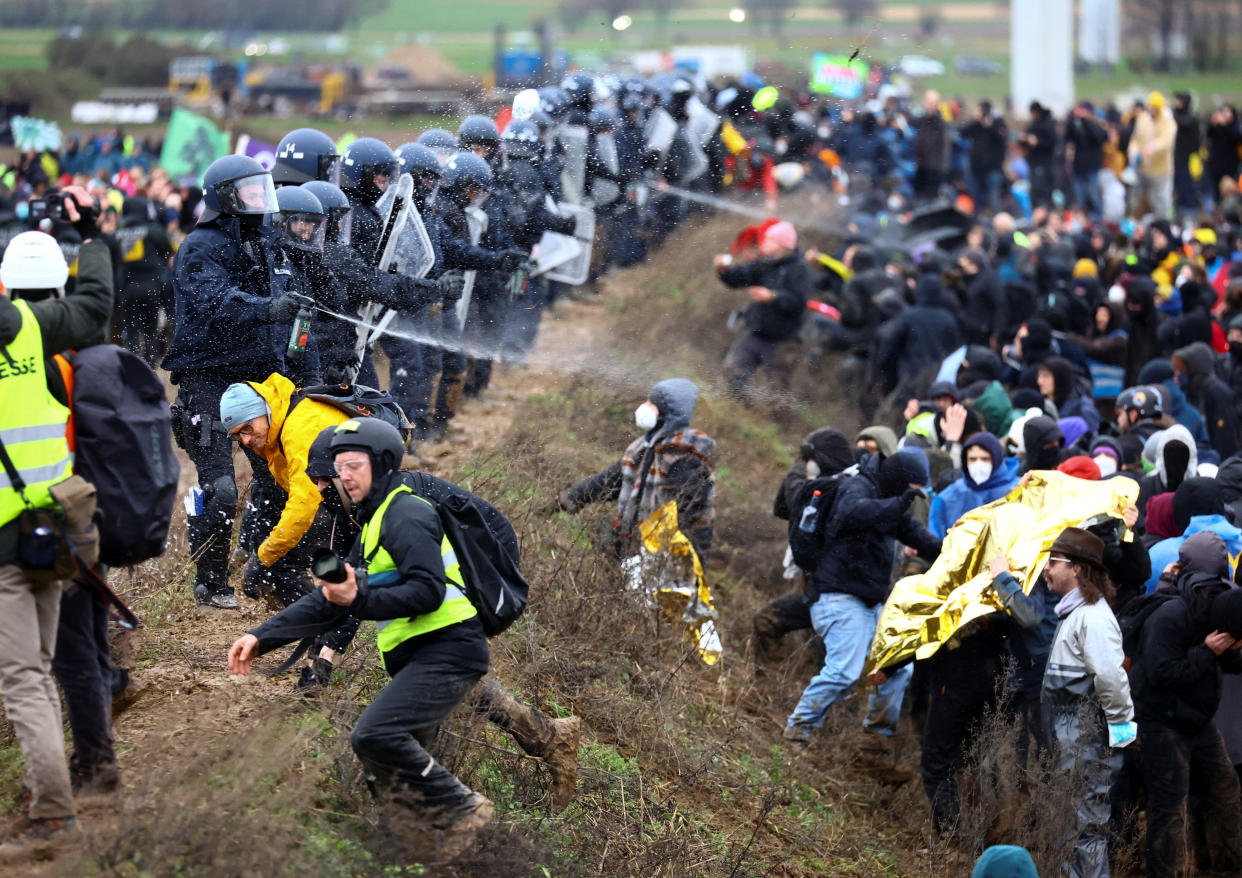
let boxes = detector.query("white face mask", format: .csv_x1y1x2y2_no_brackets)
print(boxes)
635,401,659,431
1093,454,1118,477
966,460,993,485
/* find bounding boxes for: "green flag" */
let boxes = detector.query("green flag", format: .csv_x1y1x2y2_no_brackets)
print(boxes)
159,108,230,184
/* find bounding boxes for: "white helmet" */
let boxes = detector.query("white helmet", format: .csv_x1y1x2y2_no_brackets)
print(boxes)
0,231,69,292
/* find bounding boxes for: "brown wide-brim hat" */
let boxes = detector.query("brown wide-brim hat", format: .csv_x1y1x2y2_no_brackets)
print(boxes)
1048,527,1106,569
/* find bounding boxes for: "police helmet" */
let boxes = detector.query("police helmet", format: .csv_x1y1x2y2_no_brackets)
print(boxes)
442,150,493,192
500,120,541,160
457,115,500,151
1116,385,1163,419
529,109,554,133
329,417,405,479
417,128,459,166
272,128,340,186
538,86,568,120
300,181,351,245
587,107,617,133
273,186,326,254
201,155,278,223
339,138,398,203
561,72,595,109
396,143,441,180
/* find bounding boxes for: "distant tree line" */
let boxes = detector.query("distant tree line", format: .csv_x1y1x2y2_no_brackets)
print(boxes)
0,0,389,30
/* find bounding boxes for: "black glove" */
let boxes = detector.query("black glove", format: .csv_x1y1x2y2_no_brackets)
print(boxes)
61,191,100,240
497,249,528,273
437,270,466,302
554,214,577,236
899,488,923,509
397,274,437,308
267,293,305,323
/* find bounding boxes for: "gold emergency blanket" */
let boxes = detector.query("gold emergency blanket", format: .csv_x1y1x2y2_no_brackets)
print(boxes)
622,501,723,666
865,471,1139,675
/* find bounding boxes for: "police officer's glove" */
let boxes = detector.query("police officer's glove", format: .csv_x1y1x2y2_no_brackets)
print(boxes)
437,270,466,302
898,488,922,510
554,214,577,236
396,274,436,308
497,249,529,273
267,293,307,323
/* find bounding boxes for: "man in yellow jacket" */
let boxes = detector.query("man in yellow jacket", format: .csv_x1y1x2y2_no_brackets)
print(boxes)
1129,91,1176,218
220,373,347,606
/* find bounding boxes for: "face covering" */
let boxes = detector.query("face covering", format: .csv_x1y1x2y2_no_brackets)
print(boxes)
966,460,993,485
1093,454,1118,477
635,401,659,431
1230,341,1242,360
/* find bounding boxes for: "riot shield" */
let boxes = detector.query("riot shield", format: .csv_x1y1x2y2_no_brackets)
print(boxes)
679,130,710,184
557,124,589,204
546,202,595,286
685,97,721,147
644,107,677,156
373,173,433,279
456,204,489,330
590,131,622,205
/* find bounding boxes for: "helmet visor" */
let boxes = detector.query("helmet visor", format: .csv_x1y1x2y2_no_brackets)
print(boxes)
320,155,341,186
330,206,353,245
275,211,327,253
218,173,278,216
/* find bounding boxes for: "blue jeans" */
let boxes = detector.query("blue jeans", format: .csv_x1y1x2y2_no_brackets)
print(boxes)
1072,170,1102,219
788,592,899,733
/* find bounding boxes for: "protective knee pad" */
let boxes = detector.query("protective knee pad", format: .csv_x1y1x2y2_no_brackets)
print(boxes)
205,475,238,534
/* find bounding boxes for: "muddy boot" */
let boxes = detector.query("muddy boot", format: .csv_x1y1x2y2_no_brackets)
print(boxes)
855,735,912,785
474,678,581,810
0,816,80,865
431,792,493,860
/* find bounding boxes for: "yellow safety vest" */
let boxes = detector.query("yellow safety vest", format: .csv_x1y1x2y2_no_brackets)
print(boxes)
0,300,72,526
362,485,476,660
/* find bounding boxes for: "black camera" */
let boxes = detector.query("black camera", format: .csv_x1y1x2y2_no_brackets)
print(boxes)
311,548,348,584
26,198,63,223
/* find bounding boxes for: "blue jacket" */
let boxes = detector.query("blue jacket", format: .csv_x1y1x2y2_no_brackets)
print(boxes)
928,455,1020,538
811,456,941,606
1145,514,1242,592
163,219,317,379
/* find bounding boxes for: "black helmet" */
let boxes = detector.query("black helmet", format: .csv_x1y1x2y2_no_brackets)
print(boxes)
501,119,541,159
340,137,398,204
530,109,554,133
306,425,338,481
417,128,459,165
457,114,500,151
395,142,441,180
538,86,568,119
272,128,340,186
329,417,404,479
561,71,595,109
1116,385,1163,419
441,150,493,206
273,186,326,253
200,155,278,223
301,181,351,245
587,107,617,133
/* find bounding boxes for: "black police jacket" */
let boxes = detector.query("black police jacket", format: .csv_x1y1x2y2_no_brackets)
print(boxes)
497,159,576,249
162,218,317,380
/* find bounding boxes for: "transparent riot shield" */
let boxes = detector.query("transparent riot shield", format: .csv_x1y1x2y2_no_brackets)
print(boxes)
456,204,489,330
545,202,595,286
557,124,589,205
590,130,622,205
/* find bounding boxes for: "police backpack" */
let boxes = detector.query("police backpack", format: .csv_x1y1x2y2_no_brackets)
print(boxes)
57,345,180,566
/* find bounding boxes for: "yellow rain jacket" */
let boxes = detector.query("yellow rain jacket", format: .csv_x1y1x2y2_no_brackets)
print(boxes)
248,372,349,566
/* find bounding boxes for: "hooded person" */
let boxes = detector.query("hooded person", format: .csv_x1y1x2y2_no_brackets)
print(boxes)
1216,313,1242,402
1137,358,1217,464
1145,478,1242,592
773,427,856,520
1123,276,1161,383
784,448,940,745
970,379,1020,437
1088,436,1126,480
957,247,1008,348
221,374,351,608
928,431,1019,538
1173,341,1239,459
230,418,497,852
1129,531,1242,878
1138,424,1199,519
560,379,716,559
1069,301,1130,404
957,344,1005,395
1021,415,1067,473
872,273,961,399
1036,355,1100,432
1217,453,1242,528
855,424,899,462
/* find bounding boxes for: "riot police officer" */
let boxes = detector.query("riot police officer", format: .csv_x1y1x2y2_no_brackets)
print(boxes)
163,155,316,608
271,128,340,186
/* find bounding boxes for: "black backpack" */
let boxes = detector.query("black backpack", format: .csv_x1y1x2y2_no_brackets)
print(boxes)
295,383,411,440
402,471,529,637
65,345,180,566
1117,590,1178,660
787,474,847,573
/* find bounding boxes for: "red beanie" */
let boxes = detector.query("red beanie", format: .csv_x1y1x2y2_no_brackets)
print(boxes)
1057,455,1101,481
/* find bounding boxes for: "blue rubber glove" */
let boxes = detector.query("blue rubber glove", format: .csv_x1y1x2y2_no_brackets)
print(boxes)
1108,721,1138,748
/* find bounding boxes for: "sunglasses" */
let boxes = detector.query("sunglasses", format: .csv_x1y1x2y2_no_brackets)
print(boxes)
1047,556,1073,565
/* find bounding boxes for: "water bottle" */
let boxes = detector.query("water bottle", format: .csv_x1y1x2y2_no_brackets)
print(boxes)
798,490,823,533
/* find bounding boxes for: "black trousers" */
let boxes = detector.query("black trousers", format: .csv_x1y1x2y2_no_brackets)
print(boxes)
173,374,239,598
350,661,485,810
1141,721,1242,878
52,584,116,784
920,645,1003,835
752,591,813,661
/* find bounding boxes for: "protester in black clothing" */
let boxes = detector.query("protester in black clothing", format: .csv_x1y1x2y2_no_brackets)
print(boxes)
1022,102,1058,209
1065,102,1107,218
1172,92,1202,212
961,101,1007,212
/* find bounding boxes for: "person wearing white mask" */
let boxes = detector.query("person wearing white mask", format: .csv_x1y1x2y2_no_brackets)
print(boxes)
558,379,717,559
1088,437,1126,480
928,431,1020,538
